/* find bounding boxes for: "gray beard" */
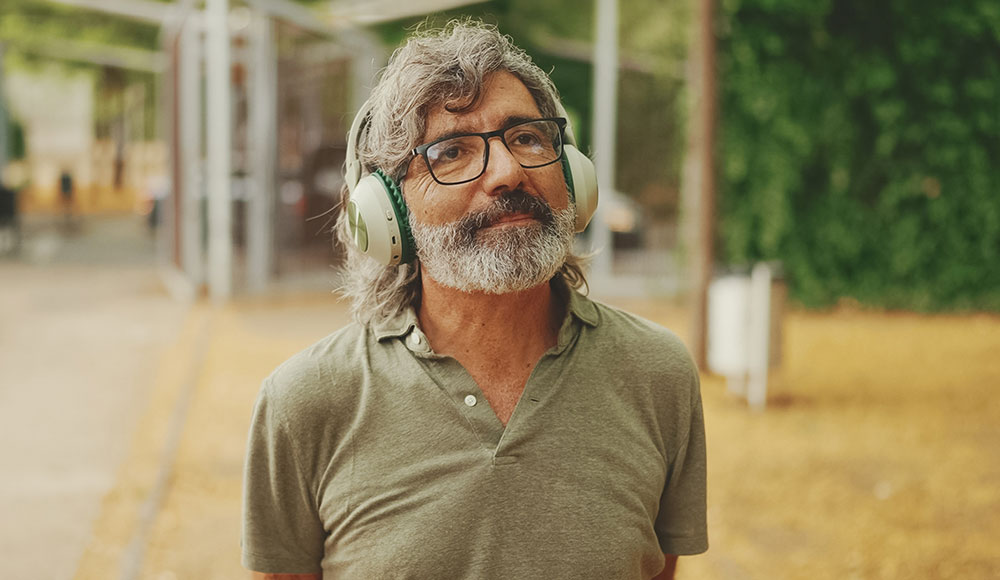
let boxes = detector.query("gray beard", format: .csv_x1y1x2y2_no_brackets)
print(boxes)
409,203,576,295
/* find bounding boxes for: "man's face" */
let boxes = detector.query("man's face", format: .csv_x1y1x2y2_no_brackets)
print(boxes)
402,71,576,294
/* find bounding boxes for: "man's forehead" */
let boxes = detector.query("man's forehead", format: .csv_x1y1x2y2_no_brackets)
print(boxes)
420,71,543,141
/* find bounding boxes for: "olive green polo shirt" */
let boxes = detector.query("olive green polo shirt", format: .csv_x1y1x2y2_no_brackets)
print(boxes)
242,283,707,579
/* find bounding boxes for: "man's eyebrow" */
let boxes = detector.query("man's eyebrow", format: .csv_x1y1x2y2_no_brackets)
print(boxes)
425,115,541,143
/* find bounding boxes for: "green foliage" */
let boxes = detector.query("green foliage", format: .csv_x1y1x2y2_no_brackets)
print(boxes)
6,120,25,160
718,0,1000,311
0,0,161,57
0,0,161,144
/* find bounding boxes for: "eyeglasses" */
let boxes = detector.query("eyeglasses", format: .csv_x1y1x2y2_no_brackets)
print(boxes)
411,117,567,186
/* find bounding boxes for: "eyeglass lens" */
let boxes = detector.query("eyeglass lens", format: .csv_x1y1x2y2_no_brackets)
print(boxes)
424,119,563,184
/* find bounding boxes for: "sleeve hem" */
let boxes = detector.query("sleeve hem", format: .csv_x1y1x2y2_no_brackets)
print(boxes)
659,535,709,556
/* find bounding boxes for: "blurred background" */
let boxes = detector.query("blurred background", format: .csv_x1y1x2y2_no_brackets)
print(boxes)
0,1,997,579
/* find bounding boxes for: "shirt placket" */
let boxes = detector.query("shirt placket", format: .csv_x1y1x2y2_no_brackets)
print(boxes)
405,327,506,452
492,316,583,462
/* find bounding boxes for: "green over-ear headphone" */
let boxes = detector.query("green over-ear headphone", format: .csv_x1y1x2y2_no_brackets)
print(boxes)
344,97,598,266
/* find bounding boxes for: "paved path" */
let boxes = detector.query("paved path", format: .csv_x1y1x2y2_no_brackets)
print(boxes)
0,215,187,580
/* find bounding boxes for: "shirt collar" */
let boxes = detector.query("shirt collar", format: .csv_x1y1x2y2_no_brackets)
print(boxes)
372,306,420,342
555,276,600,329
370,275,600,342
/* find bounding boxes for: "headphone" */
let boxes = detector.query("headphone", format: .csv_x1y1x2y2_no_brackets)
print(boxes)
344,97,598,266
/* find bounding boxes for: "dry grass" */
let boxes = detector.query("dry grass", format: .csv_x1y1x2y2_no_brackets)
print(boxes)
612,300,1000,580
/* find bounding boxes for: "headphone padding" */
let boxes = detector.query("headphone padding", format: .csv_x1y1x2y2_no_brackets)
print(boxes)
562,144,599,232
373,170,416,264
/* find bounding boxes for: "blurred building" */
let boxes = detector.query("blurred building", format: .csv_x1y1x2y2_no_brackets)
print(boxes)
2,0,690,300
4,64,164,214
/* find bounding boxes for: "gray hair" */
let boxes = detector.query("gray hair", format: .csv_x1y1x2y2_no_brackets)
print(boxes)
336,19,588,325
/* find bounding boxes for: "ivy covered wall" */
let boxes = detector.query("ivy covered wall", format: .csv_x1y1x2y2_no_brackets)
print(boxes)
718,0,1000,310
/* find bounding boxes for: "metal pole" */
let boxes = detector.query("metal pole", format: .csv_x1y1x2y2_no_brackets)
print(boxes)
206,0,232,300
590,0,618,285
47,0,170,24
179,10,205,286
345,28,382,114
747,263,772,411
159,21,177,269
689,0,718,370
246,10,276,292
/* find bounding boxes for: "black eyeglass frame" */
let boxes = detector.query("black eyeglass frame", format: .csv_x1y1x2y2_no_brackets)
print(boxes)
410,117,568,186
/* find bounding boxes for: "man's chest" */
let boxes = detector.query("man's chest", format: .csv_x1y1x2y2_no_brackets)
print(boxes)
311,361,671,578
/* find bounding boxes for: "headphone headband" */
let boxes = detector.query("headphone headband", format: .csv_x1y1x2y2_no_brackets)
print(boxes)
552,98,578,146
344,99,373,194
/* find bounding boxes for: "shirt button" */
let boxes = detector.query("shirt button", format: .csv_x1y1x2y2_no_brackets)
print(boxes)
408,332,422,347
464,394,477,407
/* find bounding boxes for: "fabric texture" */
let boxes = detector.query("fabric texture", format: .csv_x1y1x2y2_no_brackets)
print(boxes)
242,281,708,579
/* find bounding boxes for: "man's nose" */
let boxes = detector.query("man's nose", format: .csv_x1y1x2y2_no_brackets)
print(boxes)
480,136,527,195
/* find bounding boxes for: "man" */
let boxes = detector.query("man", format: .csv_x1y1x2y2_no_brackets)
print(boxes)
0,176,20,256
243,20,707,580
59,170,74,225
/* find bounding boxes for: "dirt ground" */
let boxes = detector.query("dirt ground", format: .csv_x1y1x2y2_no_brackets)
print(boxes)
74,293,1000,580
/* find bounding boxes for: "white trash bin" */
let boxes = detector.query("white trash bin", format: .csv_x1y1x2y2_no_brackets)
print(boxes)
708,263,784,411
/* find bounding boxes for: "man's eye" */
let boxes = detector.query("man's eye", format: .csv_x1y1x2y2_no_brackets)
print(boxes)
430,141,473,164
511,132,542,147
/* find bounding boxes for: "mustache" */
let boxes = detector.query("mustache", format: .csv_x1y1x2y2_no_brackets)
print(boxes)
455,190,554,240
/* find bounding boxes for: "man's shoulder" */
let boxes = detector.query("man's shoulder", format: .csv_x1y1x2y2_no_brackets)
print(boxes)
586,298,692,362
260,321,371,415
579,297,702,420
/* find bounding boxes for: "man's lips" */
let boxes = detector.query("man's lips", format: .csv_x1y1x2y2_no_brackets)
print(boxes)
457,190,554,241
487,213,536,227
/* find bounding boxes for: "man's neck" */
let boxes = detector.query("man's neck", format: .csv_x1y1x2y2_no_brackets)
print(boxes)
416,273,563,363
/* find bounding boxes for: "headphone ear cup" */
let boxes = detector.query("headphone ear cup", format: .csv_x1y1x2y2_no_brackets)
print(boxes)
562,144,599,232
346,170,415,266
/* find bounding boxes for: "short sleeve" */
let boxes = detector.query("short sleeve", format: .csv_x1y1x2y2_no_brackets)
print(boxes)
655,369,709,555
241,379,326,574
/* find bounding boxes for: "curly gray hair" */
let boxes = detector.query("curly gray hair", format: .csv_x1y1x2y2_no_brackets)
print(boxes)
336,19,588,324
